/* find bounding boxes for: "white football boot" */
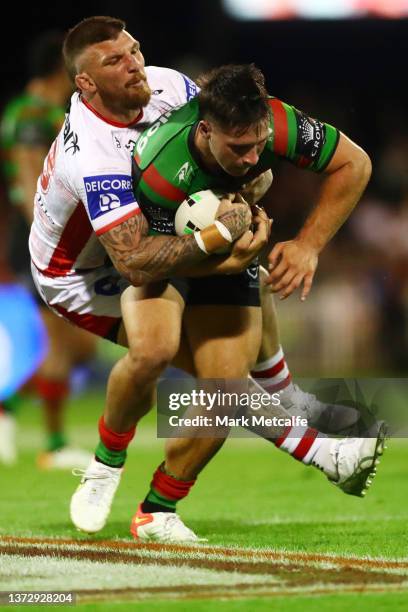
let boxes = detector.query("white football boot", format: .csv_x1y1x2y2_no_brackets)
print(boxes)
131,504,206,543
0,412,17,465
279,383,361,435
70,458,122,533
311,422,387,497
38,446,93,470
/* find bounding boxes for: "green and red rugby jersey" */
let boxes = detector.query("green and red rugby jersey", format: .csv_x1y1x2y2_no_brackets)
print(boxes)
132,96,340,235
0,93,64,206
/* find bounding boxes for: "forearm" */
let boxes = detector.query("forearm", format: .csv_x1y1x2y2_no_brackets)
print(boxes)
100,205,250,286
118,233,207,285
297,153,371,253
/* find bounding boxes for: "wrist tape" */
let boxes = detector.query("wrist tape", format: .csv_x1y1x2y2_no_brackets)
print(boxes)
194,221,233,254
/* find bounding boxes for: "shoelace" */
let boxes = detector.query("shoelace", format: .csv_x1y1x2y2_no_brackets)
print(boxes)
71,467,120,505
72,467,120,480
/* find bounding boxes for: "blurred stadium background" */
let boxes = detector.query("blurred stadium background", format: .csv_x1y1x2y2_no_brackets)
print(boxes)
1,1,407,377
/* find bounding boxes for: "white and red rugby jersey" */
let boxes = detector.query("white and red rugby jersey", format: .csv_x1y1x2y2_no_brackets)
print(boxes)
29,66,198,277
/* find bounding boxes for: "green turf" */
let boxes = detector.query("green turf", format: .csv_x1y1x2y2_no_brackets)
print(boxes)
2,593,408,612
1,391,407,610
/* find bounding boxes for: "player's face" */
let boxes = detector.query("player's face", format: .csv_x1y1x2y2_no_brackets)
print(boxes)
78,31,151,111
208,121,270,177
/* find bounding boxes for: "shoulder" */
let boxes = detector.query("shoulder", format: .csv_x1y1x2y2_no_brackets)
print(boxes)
134,97,198,170
146,66,199,106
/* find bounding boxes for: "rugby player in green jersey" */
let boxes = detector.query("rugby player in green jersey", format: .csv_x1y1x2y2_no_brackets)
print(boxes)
0,32,95,469
76,63,381,542
123,65,380,542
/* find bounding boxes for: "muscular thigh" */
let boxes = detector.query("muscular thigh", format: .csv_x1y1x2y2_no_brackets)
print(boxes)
118,281,186,360
183,305,262,378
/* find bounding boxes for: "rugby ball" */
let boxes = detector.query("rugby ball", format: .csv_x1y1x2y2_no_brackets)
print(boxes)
175,190,223,237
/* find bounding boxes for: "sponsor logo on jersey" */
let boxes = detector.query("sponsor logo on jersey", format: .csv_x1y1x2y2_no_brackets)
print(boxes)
181,74,198,101
152,89,164,95
84,174,135,219
135,111,173,156
175,162,193,185
296,112,325,161
99,193,121,212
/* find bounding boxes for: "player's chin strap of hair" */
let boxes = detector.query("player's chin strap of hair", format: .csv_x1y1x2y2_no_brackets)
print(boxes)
194,221,232,254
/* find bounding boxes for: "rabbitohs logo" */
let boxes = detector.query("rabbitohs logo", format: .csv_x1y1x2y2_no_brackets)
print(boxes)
175,162,193,185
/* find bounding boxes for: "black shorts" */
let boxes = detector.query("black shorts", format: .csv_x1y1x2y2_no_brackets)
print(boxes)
169,263,260,307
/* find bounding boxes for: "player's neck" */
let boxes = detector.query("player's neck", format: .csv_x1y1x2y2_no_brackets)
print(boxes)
81,93,142,126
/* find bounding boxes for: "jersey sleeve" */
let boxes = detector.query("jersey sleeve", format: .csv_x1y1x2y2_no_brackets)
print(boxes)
78,172,141,236
77,151,141,237
267,98,340,172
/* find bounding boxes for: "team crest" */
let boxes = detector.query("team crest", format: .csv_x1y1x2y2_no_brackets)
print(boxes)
175,162,193,185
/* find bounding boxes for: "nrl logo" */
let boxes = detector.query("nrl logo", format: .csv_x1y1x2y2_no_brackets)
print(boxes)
175,162,193,185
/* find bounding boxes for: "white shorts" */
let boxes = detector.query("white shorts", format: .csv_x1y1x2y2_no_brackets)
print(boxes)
31,263,130,342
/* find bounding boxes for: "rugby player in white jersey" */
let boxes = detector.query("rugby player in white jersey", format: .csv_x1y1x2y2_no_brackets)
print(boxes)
29,16,384,543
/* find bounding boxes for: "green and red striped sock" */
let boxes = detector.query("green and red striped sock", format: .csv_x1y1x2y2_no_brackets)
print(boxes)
141,463,196,513
95,415,136,468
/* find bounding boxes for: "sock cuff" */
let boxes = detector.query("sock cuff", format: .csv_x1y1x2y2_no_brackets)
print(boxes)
264,373,292,392
275,425,321,462
98,416,136,451
151,465,196,501
35,377,70,402
252,347,285,372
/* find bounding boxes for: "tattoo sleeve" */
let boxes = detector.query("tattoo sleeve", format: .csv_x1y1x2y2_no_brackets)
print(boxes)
99,211,206,286
217,206,252,240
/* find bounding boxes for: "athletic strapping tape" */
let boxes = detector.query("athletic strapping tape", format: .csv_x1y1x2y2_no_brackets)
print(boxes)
193,221,233,254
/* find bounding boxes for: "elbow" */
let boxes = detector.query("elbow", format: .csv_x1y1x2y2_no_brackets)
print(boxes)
114,262,146,287
121,265,156,287
355,149,372,186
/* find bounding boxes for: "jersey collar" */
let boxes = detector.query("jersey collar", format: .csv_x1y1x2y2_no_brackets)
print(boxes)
81,96,144,128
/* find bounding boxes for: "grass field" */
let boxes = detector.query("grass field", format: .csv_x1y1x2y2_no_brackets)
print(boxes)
1,389,407,610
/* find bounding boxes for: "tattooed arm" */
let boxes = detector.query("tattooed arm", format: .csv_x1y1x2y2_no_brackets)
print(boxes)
99,199,251,286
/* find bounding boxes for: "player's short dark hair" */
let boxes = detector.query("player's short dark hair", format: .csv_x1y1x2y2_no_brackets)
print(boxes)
63,16,126,81
197,64,270,133
27,31,65,79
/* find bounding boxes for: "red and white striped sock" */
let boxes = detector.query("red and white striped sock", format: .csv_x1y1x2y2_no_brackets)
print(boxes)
274,424,326,465
251,347,292,393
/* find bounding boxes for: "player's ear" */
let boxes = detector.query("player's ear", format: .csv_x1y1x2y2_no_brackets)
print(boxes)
198,120,212,140
75,72,96,94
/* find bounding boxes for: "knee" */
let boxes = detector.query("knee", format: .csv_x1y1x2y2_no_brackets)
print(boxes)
127,336,179,379
196,358,251,379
